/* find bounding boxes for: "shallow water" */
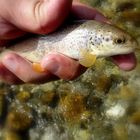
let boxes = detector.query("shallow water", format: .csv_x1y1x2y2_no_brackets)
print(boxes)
0,0,140,140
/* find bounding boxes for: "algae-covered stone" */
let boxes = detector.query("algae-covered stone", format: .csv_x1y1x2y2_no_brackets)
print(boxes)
0,92,6,119
129,111,140,124
74,129,91,140
58,94,88,123
16,91,31,102
113,124,128,140
6,106,33,131
119,85,136,101
2,130,22,140
40,92,56,105
95,74,112,93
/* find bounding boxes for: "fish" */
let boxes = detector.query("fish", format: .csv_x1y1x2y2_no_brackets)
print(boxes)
0,20,138,72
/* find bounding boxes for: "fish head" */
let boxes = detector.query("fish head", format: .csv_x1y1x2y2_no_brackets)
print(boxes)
88,22,138,57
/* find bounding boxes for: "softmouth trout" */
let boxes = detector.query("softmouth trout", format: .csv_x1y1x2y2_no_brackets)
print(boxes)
0,20,138,72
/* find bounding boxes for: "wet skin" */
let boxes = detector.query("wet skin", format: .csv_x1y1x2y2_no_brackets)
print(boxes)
0,0,136,84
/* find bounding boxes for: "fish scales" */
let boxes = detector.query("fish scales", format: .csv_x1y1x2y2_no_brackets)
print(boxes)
1,20,138,67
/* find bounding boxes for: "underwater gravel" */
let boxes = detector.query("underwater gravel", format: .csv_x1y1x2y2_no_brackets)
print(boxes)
0,0,140,140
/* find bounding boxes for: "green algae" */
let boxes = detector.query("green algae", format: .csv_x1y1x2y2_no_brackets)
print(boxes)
0,0,140,140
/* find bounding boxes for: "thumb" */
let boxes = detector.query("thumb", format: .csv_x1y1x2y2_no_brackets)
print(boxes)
0,0,72,34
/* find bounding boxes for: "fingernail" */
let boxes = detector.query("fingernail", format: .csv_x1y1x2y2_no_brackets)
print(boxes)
3,55,18,72
41,58,60,74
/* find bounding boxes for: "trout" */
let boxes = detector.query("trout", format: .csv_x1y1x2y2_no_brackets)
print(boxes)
0,20,138,72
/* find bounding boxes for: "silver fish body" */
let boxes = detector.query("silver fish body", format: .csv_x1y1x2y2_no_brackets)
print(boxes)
2,20,138,67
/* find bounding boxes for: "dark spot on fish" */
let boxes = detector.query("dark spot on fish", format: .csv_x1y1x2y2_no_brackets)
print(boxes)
91,41,95,46
89,37,92,40
105,38,110,42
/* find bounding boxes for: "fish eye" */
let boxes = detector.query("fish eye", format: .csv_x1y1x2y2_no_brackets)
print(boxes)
114,37,126,44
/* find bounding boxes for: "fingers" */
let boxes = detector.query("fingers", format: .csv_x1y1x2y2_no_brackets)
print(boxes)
0,0,72,34
41,53,86,80
0,0,85,84
1,52,57,83
0,17,26,44
0,0,72,45
1,52,85,84
71,2,109,23
0,62,23,84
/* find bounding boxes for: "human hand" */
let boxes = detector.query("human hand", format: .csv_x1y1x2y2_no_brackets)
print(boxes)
0,0,136,84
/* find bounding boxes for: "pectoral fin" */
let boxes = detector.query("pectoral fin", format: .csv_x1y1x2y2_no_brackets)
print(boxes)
79,50,96,67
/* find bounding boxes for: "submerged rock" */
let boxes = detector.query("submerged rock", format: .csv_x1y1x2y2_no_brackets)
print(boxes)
0,0,140,140
6,106,33,131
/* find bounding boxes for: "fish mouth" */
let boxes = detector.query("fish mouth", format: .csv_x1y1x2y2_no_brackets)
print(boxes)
96,47,135,58
111,52,137,71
